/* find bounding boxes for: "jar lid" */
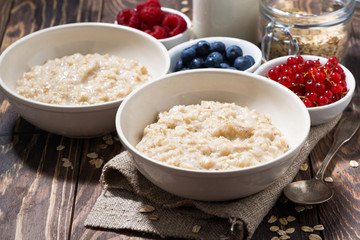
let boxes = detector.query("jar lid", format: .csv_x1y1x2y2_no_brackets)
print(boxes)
260,0,355,27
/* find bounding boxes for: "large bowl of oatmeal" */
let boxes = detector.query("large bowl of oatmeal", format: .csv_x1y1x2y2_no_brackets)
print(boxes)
116,69,311,201
0,23,170,138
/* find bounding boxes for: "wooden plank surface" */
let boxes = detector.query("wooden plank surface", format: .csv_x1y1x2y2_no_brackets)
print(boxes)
0,1,359,240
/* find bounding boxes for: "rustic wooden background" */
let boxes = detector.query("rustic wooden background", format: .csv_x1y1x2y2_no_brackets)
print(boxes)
0,0,360,239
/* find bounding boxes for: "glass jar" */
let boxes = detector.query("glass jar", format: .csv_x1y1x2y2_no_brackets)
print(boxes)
259,0,355,62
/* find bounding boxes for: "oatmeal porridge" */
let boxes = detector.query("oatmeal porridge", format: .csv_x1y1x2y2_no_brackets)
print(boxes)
16,53,151,105
136,101,289,170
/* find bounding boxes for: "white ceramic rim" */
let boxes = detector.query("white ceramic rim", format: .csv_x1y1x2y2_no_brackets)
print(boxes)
168,36,263,73
116,68,311,175
0,22,170,112
255,55,356,113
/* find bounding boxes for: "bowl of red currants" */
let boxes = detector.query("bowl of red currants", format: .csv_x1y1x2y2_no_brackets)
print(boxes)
115,0,191,50
254,55,356,126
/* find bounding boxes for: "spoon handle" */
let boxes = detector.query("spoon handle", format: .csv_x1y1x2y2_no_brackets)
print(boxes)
314,114,360,181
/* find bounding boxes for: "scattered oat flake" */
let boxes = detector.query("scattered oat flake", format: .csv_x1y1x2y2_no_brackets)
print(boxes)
286,215,296,222
301,226,314,232
87,152,98,158
192,225,201,233
105,139,114,145
350,160,359,168
276,229,287,236
295,206,305,212
181,7,189,13
148,214,159,220
305,205,313,210
313,224,324,231
62,161,73,168
268,215,278,224
61,157,70,162
56,145,65,151
139,204,155,213
286,227,295,234
113,135,120,141
271,237,280,240
181,0,188,5
279,217,288,226
89,158,103,168
279,235,290,240
300,163,309,171
98,143,108,149
103,134,112,140
309,233,322,240
270,226,280,232
324,177,333,183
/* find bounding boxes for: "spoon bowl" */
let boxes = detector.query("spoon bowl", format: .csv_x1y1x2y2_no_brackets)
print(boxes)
284,179,334,205
284,114,360,205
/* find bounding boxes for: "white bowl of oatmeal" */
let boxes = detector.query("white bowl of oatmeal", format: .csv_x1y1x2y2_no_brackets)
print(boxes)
116,69,311,201
0,22,170,138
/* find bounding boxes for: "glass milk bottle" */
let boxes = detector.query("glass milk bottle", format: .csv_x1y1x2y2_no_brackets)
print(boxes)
192,0,260,44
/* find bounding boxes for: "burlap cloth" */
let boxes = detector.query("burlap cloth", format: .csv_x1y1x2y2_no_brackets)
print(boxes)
85,115,341,240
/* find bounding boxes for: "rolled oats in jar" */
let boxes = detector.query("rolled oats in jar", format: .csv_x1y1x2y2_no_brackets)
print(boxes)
260,0,355,62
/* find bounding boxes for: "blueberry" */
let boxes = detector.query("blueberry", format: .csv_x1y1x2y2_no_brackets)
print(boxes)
181,45,197,63
188,57,204,69
179,67,190,71
204,52,223,68
225,45,243,62
244,55,255,65
210,41,226,54
220,62,231,68
233,55,254,71
174,59,184,72
196,40,211,57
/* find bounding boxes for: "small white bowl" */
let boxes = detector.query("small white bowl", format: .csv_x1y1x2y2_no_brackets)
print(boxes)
0,23,170,138
160,7,192,50
168,36,262,73
116,69,310,201
254,55,356,126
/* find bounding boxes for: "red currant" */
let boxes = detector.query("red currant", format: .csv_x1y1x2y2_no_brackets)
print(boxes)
330,72,341,83
295,55,304,64
317,95,329,106
331,83,343,94
303,98,313,107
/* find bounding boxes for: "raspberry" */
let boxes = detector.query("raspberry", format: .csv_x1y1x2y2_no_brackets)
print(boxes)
136,0,161,12
145,25,168,39
140,6,165,30
162,13,187,37
116,9,141,29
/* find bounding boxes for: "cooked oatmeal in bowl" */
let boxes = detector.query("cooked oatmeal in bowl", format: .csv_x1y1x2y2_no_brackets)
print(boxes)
16,53,152,105
116,69,310,201
136,101,289,170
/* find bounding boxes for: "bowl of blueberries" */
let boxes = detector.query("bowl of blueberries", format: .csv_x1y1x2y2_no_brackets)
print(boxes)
168,37,262,73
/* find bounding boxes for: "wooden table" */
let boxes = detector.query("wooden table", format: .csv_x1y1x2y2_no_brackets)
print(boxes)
1,1,359,239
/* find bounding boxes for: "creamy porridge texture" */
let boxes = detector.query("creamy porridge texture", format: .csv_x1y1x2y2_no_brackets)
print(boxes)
136,101,289,170
16,53,151,105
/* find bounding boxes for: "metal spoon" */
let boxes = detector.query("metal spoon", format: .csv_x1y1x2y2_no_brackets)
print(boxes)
284,114,360,205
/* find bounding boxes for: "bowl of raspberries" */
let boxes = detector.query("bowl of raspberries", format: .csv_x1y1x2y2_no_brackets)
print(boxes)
254,55,356,126
115,0,191,49
168,37,262,73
